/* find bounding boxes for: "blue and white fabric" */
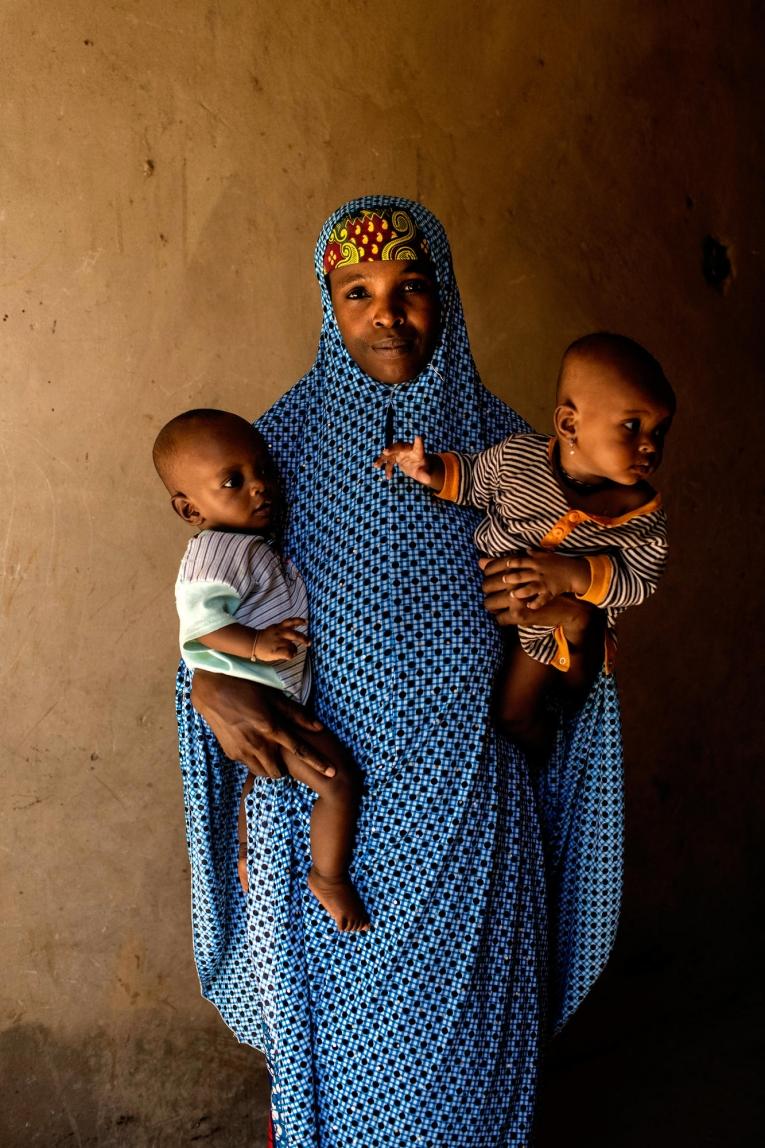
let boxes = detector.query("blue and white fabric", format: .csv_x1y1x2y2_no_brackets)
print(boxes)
175,195,624,1146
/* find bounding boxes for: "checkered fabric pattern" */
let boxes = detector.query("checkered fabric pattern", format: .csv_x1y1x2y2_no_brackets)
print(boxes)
175,195,624,1145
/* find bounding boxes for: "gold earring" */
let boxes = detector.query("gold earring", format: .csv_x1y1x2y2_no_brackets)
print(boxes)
568,438,576,456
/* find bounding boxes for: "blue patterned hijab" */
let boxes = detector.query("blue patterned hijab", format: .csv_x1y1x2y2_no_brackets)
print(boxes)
260,196,528,761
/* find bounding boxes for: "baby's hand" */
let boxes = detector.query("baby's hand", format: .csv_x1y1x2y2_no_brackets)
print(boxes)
497,550,590,609
252,617,310,663
374,436,433,484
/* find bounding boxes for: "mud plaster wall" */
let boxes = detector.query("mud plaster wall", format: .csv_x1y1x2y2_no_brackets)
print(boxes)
1,1,762,1144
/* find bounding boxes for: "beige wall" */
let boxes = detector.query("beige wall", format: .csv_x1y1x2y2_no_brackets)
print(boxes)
1,1,762,1143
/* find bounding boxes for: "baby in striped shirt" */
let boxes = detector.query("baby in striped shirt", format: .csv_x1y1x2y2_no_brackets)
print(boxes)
376,332,675,765
153,409,369,932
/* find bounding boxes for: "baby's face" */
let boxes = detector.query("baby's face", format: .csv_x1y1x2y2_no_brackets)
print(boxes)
174,421,278,532
565,365,674,486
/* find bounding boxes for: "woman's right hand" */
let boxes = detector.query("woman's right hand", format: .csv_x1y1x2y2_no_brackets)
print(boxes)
191,670,334,779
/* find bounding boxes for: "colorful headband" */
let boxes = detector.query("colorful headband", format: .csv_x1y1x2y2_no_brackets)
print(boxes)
322,208,431,275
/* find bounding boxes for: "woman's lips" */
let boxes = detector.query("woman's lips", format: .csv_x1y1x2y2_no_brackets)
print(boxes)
372,338,414,356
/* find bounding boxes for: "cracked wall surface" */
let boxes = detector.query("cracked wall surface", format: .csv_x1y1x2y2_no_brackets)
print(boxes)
1,1,762,1143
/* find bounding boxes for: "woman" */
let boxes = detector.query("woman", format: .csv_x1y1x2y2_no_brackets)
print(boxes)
179,196,623,1145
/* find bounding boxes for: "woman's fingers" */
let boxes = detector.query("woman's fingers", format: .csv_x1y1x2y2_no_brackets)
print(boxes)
479,551,523,571
479,551,531,580
189,669,332,778
239,737,284,778
269,694,334,774
483,588,527,621
508,581,541,600
482,571,524,595
271,729,336,776
497,569,535,588
191,672,299,777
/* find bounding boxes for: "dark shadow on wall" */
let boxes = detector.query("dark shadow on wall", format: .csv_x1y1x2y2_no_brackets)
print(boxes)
537,910,765,1145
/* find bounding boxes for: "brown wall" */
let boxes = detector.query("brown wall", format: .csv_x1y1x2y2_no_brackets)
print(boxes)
2,2,762,1143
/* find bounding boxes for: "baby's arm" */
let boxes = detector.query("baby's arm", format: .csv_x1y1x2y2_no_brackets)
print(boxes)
375,435,511,510
195,617,309,663
497,504,669,612
374,436,445,490
591,511,669,611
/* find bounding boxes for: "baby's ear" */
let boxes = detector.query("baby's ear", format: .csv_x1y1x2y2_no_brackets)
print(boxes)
553,403,577,439
171,495,204,526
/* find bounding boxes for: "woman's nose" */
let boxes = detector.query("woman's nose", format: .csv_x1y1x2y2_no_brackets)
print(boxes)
372,297,404,327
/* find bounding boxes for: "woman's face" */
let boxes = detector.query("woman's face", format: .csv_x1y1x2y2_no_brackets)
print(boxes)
328,259,440,385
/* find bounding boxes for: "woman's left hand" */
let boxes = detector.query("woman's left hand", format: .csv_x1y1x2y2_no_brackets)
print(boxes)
480,553,591,630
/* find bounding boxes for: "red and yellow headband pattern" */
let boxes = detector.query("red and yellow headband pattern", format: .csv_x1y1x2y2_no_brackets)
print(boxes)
322,208,430,275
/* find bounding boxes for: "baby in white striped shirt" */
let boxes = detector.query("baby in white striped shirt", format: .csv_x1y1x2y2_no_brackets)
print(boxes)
154,409,369,932
375,332,675,766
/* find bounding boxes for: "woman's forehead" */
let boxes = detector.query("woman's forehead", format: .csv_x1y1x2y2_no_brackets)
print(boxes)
328,258,434,292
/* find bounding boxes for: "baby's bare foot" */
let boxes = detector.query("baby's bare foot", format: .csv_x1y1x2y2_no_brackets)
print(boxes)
307,867,370,933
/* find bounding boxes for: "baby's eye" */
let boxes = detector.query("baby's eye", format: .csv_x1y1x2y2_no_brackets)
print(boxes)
622,419,640,433
222,472,244,489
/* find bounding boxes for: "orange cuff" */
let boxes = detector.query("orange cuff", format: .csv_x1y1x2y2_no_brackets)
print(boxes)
553,624,615,675
576,554,613,605
551,625,570,672
434,452,461,501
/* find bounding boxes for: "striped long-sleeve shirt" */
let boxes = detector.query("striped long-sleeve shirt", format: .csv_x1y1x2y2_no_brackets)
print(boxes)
175,529,310,702
437,432,668,670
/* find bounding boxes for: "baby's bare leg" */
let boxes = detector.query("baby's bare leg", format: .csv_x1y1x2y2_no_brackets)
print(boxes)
555,608,607,712
237,773,254,894
494,640,557,766
281,727,369,933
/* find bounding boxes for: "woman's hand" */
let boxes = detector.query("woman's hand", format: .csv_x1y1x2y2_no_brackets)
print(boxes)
191,670,333,779
490,550,590,609
480,553,594,639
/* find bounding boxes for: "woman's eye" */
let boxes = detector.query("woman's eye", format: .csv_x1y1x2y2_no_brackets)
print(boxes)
622,419,640,433
402,278,431,293
345,286,368,300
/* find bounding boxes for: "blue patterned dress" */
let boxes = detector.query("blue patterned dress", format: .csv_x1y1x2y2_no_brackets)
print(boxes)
176,196,624,1146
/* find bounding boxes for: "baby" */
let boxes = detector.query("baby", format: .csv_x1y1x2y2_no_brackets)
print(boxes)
153,408,368,932
375,332,675,762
